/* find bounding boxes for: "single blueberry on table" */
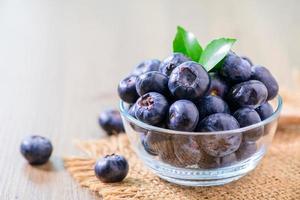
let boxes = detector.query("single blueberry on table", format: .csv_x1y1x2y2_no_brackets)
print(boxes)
220,54,252,83
99,109,125,135
255,102,274,120
207,72,229,98
172,135,204,166
197,95,230,120
228,80,268,108
135,92,169,125
233,108,263,141
118,75,139,104
168,61,210,100
251,65,279,100
131,59,161,76
94,154,129,183
197,113,242,157
135,71,169,96
167,100,199,132
159,53,190,77
20,135,53,165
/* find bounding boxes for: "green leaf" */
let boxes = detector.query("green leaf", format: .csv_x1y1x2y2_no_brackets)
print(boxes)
199,38,236,71
173,26,203,62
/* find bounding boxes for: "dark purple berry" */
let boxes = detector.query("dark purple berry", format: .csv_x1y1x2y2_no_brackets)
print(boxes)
167,100,199,131
118,75,139,104
159,53,190,77
94,154,129,183
255,102,274,120
228,80,268,108
135,92,168,125
207,73,230,98
197,113,241,157
241,56,253,66
132,59,161,76
99,109,124,135
251,65,279,100
220,54,251,83
172,135,204,166
168,61,210,100
135,71,169,96
20,135,53,165
236,142,257,161
233,108,263,141
197,95,230,120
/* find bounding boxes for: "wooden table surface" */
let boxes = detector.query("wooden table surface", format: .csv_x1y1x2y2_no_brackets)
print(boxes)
0,0,299,199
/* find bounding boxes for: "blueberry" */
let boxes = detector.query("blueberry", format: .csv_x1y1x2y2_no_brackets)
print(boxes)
135,71,169,96
220,54,251,83
198,153,221,169
168,61,210,100
197,95,230,120
228,80,268,108
197,113,241,157
94,154,129,183
236,142,257,161
141,133,158,156
233,108,263,141
20,135,53,165
172,135,204,166
251,65,279,100
118,75,139,104
207,73,229,98
167,100,199,131
99,109,125,135
135,92,168,125
241,56,253,66
132,59,161,76
159,53,190,77
220,153,237,167
128,103,138,118
255,102,274,120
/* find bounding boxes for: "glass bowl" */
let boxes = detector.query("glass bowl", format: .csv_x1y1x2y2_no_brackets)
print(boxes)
119,95,282,186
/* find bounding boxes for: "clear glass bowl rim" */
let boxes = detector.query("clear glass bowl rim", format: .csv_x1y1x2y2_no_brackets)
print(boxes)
119,95,282,135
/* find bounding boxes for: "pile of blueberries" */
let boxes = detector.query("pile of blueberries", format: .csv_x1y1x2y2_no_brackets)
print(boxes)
118,51,279,168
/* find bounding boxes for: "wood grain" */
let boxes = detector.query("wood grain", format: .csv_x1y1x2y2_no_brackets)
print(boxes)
0,0,299,199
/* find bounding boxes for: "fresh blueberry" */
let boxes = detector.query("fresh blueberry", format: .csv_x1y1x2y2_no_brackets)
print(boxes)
20,135,53,165
94,154,129,183
197,113,241,157
172,135,204,166
135,71,169,96
99,109,125,135
131,59,161,76
236,142,257,161
220,54,252,83
168,61,210,100
228,80,268,108
167,100,199,131
118,75,139,104
141,133,158,156
159,53,190,76
241,56,253,66
207,73,230,98
197,95,230,120
255,102,274,120
233,108,263,141
251,65,279,100
220,153,237,167
128,103,138,118
135,92,168,125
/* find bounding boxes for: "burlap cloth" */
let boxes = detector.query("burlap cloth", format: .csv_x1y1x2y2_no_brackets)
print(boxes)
64,91,300,200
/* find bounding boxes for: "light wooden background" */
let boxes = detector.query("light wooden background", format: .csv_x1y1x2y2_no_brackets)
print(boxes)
0,0,299,199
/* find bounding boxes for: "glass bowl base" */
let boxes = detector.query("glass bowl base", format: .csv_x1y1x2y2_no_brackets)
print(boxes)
141,146,266,187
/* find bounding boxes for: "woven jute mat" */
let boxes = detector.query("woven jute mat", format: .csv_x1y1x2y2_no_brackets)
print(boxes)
64,124,300,200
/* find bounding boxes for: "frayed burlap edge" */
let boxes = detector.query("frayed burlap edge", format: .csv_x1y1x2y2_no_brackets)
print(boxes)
64,126,300,200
